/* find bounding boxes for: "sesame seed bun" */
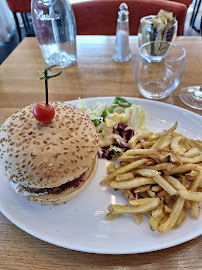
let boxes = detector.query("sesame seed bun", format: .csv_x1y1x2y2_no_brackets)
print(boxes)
10,156,98,205
0,101,99,204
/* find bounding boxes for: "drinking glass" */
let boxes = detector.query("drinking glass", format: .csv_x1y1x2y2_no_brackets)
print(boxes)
138,15,178,48
135,41,186,99
179,16,202,110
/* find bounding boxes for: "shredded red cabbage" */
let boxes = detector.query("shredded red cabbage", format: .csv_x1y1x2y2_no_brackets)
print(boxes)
98,123,135,160
98,146,116,160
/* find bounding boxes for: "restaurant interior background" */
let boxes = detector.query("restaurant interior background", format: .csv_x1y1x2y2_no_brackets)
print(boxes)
0,0,201,65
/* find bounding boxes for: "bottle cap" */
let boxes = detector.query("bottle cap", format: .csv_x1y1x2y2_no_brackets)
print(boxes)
37,0,57,6
118,3,129,22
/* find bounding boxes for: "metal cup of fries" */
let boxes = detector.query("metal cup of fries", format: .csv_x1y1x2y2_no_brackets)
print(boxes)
138,10,178,58
100,122,202,233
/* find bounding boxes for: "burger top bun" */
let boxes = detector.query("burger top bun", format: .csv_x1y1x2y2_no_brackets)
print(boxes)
0,102,99,189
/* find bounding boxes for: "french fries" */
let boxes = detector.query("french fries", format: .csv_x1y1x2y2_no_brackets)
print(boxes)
109,177,155,189
100,122,202,233
108,198,160,214
152,174,178,196
100,159,148,184
115,172,134,181
157,197,185,233
129,198,156,206
133,214,142,224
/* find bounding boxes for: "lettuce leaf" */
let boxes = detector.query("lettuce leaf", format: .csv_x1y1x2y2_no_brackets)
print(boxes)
108,145,124,155
78,98,108,132
108,145,124,159
108,96,131,113
123,105,146,130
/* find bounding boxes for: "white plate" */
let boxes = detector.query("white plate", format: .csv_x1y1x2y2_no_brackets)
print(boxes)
0,97,202,254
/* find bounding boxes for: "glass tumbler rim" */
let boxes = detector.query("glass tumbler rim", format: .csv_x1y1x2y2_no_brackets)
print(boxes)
138,41,186,63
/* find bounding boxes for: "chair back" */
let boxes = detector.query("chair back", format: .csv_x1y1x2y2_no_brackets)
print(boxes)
6,0,187,36
72,0,187,35
6,0,31,13
165,0,192,8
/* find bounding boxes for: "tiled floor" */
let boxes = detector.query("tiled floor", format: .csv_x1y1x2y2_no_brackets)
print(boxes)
0,0,201,65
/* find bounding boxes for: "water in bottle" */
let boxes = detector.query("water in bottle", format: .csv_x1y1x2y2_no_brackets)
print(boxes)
31,0,77,68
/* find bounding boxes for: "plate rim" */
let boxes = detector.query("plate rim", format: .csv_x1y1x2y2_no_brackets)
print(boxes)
68,96,202,120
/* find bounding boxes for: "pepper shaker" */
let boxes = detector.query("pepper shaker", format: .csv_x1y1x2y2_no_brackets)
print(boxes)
113,3,131,63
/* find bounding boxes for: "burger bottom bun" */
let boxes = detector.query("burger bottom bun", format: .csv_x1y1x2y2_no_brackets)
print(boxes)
10,156,98,205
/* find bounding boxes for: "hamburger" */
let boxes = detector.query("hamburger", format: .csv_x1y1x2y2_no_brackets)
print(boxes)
0,101,99,205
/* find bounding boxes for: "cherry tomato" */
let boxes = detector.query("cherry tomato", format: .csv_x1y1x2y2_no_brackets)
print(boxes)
33,102,55,123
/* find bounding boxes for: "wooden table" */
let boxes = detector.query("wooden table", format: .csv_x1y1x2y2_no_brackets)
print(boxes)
0,36,202,269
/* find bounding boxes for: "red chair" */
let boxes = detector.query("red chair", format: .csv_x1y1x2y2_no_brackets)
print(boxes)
72,0,187,35
6,0,31,41
165,0,193,8
7,0,187,40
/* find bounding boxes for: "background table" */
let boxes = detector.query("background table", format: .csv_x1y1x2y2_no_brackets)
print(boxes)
0,36,202,270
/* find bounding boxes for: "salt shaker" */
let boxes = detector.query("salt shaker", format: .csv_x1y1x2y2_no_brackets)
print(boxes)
31,0,77,68
113,3,131,63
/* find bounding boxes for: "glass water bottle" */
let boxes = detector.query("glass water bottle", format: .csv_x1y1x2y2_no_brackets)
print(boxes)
31,0,77,68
